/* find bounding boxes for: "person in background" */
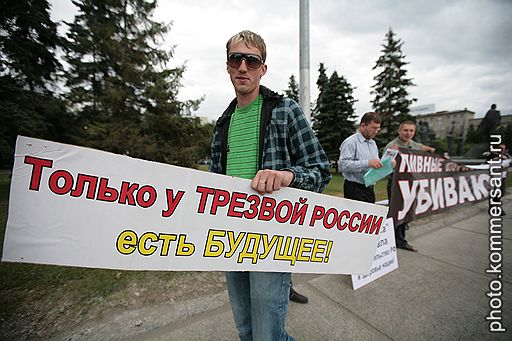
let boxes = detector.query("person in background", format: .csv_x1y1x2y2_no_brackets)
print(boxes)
338,112,383,204
210,30,331,341
385,120,435,251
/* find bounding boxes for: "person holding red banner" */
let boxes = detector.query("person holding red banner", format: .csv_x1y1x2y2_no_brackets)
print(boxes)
385,120,435,251
210,30,331,341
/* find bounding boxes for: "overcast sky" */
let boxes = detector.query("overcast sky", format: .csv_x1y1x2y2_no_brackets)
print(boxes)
50,0,512,121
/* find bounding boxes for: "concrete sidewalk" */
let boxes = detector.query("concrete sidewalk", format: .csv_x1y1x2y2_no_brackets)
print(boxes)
58,197,512,341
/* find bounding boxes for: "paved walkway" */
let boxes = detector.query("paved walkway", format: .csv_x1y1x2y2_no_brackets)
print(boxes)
57,196,512,340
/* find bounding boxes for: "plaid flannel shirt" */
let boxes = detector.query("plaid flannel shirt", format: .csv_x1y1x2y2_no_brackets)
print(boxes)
209,86,331,193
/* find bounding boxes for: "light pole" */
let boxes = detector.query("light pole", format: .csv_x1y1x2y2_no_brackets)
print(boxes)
299,0,310,122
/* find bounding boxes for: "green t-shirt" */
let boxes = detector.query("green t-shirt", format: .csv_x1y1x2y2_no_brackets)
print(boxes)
226,95,262,179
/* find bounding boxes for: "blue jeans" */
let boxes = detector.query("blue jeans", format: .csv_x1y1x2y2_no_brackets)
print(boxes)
225,271,295,341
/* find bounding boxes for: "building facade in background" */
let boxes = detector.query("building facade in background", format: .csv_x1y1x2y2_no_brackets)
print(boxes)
414,109,511,141
415,109,475,141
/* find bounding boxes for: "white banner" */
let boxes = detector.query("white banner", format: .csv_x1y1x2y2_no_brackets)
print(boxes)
351,218,399,289
2,136,388,274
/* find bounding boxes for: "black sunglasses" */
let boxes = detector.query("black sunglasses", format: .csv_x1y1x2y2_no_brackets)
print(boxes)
227,53,263,69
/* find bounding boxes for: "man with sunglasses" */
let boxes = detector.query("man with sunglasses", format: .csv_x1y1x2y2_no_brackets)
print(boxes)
210,30,331,341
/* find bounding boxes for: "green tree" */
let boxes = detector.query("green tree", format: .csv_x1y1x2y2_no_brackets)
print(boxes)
64,0,202,166
0,0,69,168
284,74,299,103
313,63,328,119
371,28,416,145
313,69,357,165
195,121,215,162
0,0,62,92
316,63,329,93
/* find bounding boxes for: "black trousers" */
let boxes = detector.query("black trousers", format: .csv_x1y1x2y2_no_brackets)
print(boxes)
387,175,409,247
343,180,375,203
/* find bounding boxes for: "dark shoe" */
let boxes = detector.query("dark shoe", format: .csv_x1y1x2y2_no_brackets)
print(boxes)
290,287,308,304
398,243,417,252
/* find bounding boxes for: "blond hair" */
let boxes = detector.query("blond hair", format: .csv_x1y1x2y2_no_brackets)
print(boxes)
226,30,266,62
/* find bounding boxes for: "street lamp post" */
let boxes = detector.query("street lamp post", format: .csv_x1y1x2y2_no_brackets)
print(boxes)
299,0,311,122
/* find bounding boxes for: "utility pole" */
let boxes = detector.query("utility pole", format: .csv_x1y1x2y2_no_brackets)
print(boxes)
299,0,311,122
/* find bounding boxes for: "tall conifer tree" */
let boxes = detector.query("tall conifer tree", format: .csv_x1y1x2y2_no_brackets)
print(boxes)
0,0,68,168
313,63,329,120
313,68,357,164
284,74,299,103
371,28,416,144
65,0,201,165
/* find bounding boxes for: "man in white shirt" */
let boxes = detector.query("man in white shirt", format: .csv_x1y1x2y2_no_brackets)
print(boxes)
338,112,383,203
